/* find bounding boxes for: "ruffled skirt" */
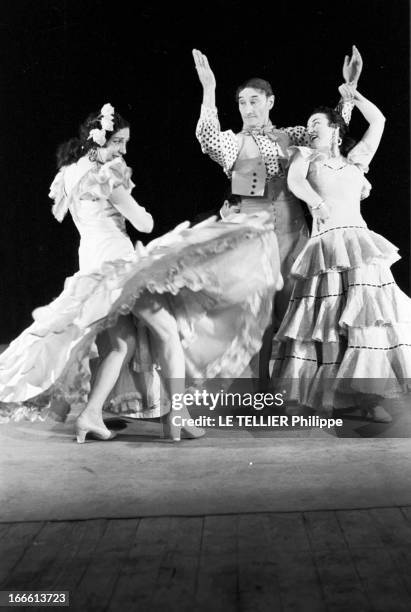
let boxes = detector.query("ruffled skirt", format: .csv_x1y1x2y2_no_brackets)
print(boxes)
0,217,279,422
271,225,411,410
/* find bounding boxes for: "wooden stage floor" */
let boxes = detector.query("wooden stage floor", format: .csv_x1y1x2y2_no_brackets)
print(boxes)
1,506,411,611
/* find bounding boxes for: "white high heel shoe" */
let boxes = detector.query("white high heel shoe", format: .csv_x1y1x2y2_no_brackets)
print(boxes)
75,416,117,443
161,414,206,442
361,406,392,423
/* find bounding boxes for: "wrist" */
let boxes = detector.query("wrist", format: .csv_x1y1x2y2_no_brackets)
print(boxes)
310,199,325,211
202,91,216,108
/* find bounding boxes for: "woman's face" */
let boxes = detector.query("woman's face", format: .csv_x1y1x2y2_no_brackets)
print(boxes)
100,128,130,162
307,113,336,149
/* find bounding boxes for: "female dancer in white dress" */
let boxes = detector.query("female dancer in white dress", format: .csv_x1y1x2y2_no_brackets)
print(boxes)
271,85,411,421
0,104,280,440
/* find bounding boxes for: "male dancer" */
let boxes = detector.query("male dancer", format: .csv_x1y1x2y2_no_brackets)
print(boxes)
193,47,363,385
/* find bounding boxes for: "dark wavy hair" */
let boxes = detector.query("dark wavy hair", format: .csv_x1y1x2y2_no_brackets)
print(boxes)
309,106,356,157
235,78,274,101
56,109,130,169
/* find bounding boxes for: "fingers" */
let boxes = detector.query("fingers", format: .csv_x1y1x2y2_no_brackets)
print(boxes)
171,221,191,233
355,46,363,66
192,49,209,70
192,49,202,69
351,45,363,66
316,216,327,230
203,54,212,72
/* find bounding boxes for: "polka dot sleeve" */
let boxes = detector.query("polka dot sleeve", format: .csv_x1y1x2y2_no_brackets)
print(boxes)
283,125,311,146
195,105,239,175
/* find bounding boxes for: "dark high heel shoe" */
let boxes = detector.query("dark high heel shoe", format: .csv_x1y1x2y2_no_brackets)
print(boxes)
75,417,117,443
361,406,392,423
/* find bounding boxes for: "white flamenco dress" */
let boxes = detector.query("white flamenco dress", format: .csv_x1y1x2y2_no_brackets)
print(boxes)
271,141,411,411
0,155,280,422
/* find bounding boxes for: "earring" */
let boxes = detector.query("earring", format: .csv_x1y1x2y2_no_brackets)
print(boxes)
331,130,340,157
88,148,98,162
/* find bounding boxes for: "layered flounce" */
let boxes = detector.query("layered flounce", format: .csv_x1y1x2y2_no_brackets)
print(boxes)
291,225,400,279
271,226,411,409
0,217,278,422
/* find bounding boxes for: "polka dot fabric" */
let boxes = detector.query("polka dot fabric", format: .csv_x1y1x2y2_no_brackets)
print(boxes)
196,105,239,175
196,101,353,182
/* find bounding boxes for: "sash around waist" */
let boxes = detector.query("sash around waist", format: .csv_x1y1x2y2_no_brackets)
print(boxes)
238,197,307,233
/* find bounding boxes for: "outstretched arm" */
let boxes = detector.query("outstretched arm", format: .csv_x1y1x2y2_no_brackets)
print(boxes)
193,49,239,173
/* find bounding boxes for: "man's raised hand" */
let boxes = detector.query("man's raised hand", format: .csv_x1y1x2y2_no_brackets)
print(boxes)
192,49,216,91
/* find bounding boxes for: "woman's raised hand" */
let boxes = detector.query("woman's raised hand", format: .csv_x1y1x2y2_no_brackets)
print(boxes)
342,45,363,87
192,49,216,91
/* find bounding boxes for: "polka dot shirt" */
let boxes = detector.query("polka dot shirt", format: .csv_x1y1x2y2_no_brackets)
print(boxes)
196,102,353,181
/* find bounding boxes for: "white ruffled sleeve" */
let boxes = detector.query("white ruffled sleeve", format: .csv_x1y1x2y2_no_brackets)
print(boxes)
49,169,68,222
347,140,374,173
80,158,135,201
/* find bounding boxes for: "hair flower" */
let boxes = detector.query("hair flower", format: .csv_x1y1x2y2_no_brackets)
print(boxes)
101,103,115,117
88,128,107,146
87,102,116,147
101,116,114,131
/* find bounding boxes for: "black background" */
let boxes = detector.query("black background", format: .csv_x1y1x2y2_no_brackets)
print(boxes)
0,0,409,343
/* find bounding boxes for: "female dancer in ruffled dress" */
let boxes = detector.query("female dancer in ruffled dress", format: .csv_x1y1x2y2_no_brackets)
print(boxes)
271,84,411,422
0,104,279,441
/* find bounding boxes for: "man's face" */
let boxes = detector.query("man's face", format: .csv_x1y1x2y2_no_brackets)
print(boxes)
238,87,274,129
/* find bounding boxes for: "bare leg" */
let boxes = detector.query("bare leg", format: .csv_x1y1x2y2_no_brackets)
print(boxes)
133,296,205,440
76,315,137,442
77,296,204,442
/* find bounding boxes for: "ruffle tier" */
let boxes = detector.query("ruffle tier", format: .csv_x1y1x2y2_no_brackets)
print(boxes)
271,227,411,409
272,332,411,409
291,225,400,279
276,263,411,344
0,218,279,422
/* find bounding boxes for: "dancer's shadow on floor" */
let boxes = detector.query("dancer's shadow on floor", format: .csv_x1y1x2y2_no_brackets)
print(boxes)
102,395,411,441
316,398,411,438
102,417,197,444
